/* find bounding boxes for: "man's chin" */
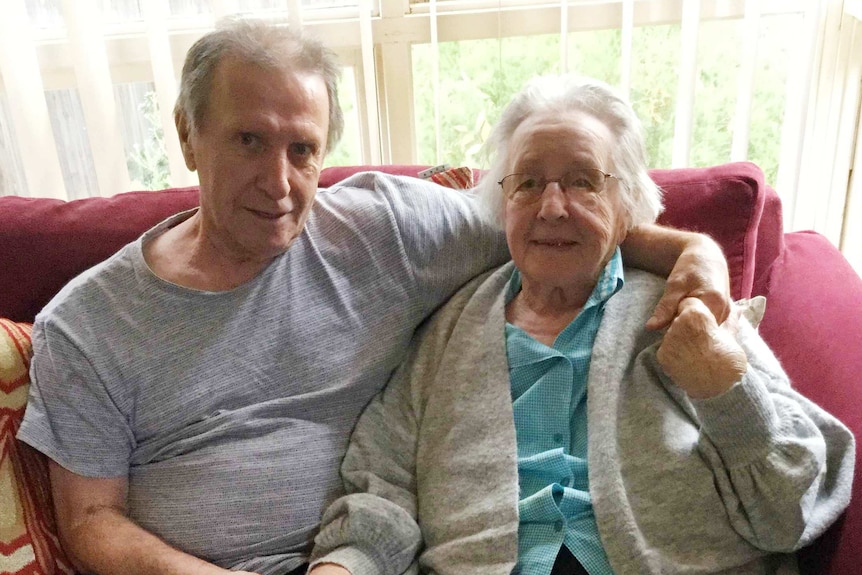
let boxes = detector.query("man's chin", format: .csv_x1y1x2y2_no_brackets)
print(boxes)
259,217,306,250
263,234,302,258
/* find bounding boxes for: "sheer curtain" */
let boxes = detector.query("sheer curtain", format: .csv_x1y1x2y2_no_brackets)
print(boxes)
0,0,860,271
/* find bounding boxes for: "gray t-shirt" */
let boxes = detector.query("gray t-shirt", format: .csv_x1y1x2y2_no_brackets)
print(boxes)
17,172,509,574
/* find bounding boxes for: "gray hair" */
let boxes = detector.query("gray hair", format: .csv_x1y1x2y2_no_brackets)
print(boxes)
475,74,663,229
174,17,344,154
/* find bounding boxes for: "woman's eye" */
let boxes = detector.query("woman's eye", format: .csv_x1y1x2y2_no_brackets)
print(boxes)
519,178,540,190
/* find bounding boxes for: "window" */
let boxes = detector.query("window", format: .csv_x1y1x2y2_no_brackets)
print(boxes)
1,0,860,271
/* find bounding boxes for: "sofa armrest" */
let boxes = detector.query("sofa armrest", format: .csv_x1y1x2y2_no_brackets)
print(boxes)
758,231,862,575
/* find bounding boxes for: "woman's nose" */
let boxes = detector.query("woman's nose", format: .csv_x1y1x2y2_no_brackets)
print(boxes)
537,182,569,220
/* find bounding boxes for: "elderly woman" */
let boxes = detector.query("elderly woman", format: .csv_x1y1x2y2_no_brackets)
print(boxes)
307,75,855,575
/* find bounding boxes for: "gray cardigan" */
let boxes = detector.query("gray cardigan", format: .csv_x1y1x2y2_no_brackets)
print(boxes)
310,263,855,575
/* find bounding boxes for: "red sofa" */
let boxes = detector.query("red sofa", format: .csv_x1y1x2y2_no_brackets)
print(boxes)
1,162,859,574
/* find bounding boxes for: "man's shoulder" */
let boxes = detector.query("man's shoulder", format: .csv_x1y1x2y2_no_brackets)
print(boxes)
37,242,140,328
318,170,443,195
312,171,490,258
316,171,476,214
38,211,191,327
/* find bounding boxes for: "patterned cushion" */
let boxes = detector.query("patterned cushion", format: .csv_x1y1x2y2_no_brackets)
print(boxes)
0,319,73,574
426,166,474,189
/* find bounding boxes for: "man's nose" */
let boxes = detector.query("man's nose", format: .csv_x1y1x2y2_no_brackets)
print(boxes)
537,182,569,220
260,151,292,200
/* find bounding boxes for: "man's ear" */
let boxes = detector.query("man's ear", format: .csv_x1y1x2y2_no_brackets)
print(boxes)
175,111,197,172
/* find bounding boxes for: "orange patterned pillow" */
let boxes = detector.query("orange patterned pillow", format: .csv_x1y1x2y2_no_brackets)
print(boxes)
418,165,475,190
0,319,73,574
428,166,474,189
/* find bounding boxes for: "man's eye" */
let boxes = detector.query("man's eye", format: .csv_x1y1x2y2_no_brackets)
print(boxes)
291,143,316,158
239,133,261,148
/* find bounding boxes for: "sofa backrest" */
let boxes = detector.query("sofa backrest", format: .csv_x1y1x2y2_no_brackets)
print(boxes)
1,188,200,323
1,162,776,323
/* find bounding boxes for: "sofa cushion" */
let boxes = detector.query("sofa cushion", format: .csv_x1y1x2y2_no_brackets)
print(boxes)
648,162,768,300
0,319,72,573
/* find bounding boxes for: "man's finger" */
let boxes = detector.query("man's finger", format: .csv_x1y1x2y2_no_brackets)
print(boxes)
694,289,732,325
646,289,683,331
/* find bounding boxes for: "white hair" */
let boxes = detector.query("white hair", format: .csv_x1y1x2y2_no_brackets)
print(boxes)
475,74,663,229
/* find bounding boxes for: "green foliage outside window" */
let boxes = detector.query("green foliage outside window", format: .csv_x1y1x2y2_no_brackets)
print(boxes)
127,92,171,191
324,67,361,168
413,15,796,187
413,34,561,168
130,15,795,189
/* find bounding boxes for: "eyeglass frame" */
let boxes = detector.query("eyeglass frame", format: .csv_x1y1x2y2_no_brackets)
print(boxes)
498,168,619,205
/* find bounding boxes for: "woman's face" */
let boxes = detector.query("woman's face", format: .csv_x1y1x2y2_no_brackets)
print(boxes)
503,109,628,292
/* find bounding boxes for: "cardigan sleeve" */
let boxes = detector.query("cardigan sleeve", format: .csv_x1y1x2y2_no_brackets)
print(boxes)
309,342,426,575
691,318,856,552
310,267,520,575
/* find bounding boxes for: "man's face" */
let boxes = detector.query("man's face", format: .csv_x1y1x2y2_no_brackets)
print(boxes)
177,56,330,266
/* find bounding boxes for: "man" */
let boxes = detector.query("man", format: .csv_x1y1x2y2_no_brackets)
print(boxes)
17,19,730,575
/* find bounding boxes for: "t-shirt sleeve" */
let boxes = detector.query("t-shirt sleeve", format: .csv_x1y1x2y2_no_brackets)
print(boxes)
367,173,510,315
17,318,135,477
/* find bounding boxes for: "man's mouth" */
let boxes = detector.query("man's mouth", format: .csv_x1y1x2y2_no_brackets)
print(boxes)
248,208,288,220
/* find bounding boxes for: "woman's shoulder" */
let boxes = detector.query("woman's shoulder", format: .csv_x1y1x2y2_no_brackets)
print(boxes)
602,268,666,329
622,267,666,289
411,263,513,352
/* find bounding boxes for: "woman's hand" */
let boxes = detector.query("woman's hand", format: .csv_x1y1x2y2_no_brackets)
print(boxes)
307,564,352,575
656,297,748,399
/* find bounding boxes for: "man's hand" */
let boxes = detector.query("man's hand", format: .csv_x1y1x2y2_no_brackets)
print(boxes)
307,564,352,575
646,234,731,331
656,297,748,399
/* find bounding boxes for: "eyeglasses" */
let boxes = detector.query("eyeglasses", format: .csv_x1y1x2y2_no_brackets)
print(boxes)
498,168,618,205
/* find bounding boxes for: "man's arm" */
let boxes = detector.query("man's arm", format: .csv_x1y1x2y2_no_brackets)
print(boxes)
620,223,731,330
49,462,255,575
